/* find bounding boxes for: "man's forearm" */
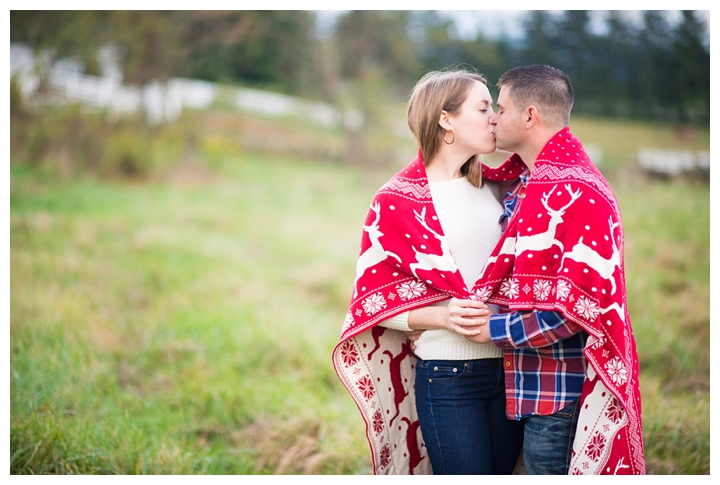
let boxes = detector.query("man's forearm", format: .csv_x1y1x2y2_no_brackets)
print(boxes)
489,310,583,348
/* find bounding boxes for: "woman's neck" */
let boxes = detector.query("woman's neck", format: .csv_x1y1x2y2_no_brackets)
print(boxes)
426,148,473,182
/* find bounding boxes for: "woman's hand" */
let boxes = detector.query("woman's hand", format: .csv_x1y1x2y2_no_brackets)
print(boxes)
404,299,496,349
443,298,493,338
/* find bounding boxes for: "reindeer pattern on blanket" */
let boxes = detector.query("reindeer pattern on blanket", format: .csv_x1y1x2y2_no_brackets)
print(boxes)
333,129,644,474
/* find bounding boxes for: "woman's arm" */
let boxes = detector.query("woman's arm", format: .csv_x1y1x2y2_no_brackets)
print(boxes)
406,299,490,335
379,300,493,354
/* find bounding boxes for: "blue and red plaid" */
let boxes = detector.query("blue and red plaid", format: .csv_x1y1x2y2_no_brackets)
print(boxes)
489,310,587,419
489,170,588,420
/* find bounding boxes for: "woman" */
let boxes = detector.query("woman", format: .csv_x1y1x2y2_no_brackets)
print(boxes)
332,68,525,474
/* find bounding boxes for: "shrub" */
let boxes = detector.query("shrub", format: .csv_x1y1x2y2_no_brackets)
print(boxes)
10,87,195,180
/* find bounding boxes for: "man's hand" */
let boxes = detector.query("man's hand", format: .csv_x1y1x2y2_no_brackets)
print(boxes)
462,325,492,344
407,329,424,352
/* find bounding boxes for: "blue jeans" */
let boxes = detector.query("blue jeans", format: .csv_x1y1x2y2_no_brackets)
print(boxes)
522,398,580,474
415,358,524,475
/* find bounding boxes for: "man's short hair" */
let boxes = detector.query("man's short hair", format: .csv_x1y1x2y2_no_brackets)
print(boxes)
497,65,574,129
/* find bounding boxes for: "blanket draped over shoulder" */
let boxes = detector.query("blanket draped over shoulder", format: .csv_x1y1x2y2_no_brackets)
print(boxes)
332,128,644,474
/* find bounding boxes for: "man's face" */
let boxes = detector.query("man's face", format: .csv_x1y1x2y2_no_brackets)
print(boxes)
491,87,525,153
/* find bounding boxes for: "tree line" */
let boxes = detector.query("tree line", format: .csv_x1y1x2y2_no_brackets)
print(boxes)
11,10,710,124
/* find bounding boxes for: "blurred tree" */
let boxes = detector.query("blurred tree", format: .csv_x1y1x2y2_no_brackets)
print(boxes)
555,10,592,67
330,11,422,164
10,11,112,76
181,11,321,96
410,11,465,71
11,11,189,84
180,11,273,83
601,12,637,117
553,11,603,114
519,11,559,68
334,11,421,88
457,34,510,95
635,11,675,118
406,11,508,90
10,9,710,126
108,11,191,85
670,11,710,122
11,11,321,94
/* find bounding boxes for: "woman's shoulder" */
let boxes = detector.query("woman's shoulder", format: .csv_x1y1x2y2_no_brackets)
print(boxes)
373,157,432,202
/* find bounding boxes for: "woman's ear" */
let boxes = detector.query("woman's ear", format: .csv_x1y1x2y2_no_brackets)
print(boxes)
438,110,452,132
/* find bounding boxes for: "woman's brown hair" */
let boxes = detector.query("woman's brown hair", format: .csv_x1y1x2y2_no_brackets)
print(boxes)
407,68,488,187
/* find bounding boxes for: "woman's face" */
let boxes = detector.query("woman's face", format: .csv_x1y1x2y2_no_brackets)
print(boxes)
446,81,496,155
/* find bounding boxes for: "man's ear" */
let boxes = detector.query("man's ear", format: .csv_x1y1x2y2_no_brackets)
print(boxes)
438,110,452,132
524,105,539,129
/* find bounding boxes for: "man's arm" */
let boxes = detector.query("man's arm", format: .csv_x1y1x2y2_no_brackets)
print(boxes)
487,310,583,349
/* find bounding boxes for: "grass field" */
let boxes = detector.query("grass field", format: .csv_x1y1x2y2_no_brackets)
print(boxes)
9,111,710,474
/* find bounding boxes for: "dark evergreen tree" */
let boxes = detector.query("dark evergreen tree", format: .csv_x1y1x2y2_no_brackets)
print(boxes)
670,11,710,122
519,11,559,67
601,12,637,117
553,11,602,114
634,11,675,118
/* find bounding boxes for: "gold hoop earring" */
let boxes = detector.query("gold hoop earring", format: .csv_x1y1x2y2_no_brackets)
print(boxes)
443,130,455,145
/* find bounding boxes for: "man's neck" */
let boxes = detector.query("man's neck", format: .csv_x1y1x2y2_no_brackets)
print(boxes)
515,125,566,172
514,147,540,172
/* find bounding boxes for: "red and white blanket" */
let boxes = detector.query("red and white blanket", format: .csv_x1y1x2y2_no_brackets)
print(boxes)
332,127,644,474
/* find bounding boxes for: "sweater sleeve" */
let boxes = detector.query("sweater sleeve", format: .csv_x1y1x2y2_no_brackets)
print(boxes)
377,311,412,332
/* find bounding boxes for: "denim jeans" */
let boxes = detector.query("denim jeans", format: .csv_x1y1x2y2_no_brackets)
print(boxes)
415,358,524,475
522,398,580,475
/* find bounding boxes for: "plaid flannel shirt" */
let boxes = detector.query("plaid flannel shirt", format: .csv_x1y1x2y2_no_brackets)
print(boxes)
490,170,588,420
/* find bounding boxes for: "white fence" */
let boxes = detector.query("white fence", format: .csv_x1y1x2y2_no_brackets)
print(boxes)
10,43,362,128
637,147,710,176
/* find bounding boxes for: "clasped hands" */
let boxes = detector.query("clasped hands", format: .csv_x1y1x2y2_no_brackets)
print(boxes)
408,298,494,347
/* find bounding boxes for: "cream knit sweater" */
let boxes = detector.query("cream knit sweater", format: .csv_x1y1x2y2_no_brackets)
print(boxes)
379,176,504,360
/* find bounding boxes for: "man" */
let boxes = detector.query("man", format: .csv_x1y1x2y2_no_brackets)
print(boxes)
466,65,645,474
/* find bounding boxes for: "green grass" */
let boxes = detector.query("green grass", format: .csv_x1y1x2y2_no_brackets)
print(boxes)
10,153,383,474
9,111,710,474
